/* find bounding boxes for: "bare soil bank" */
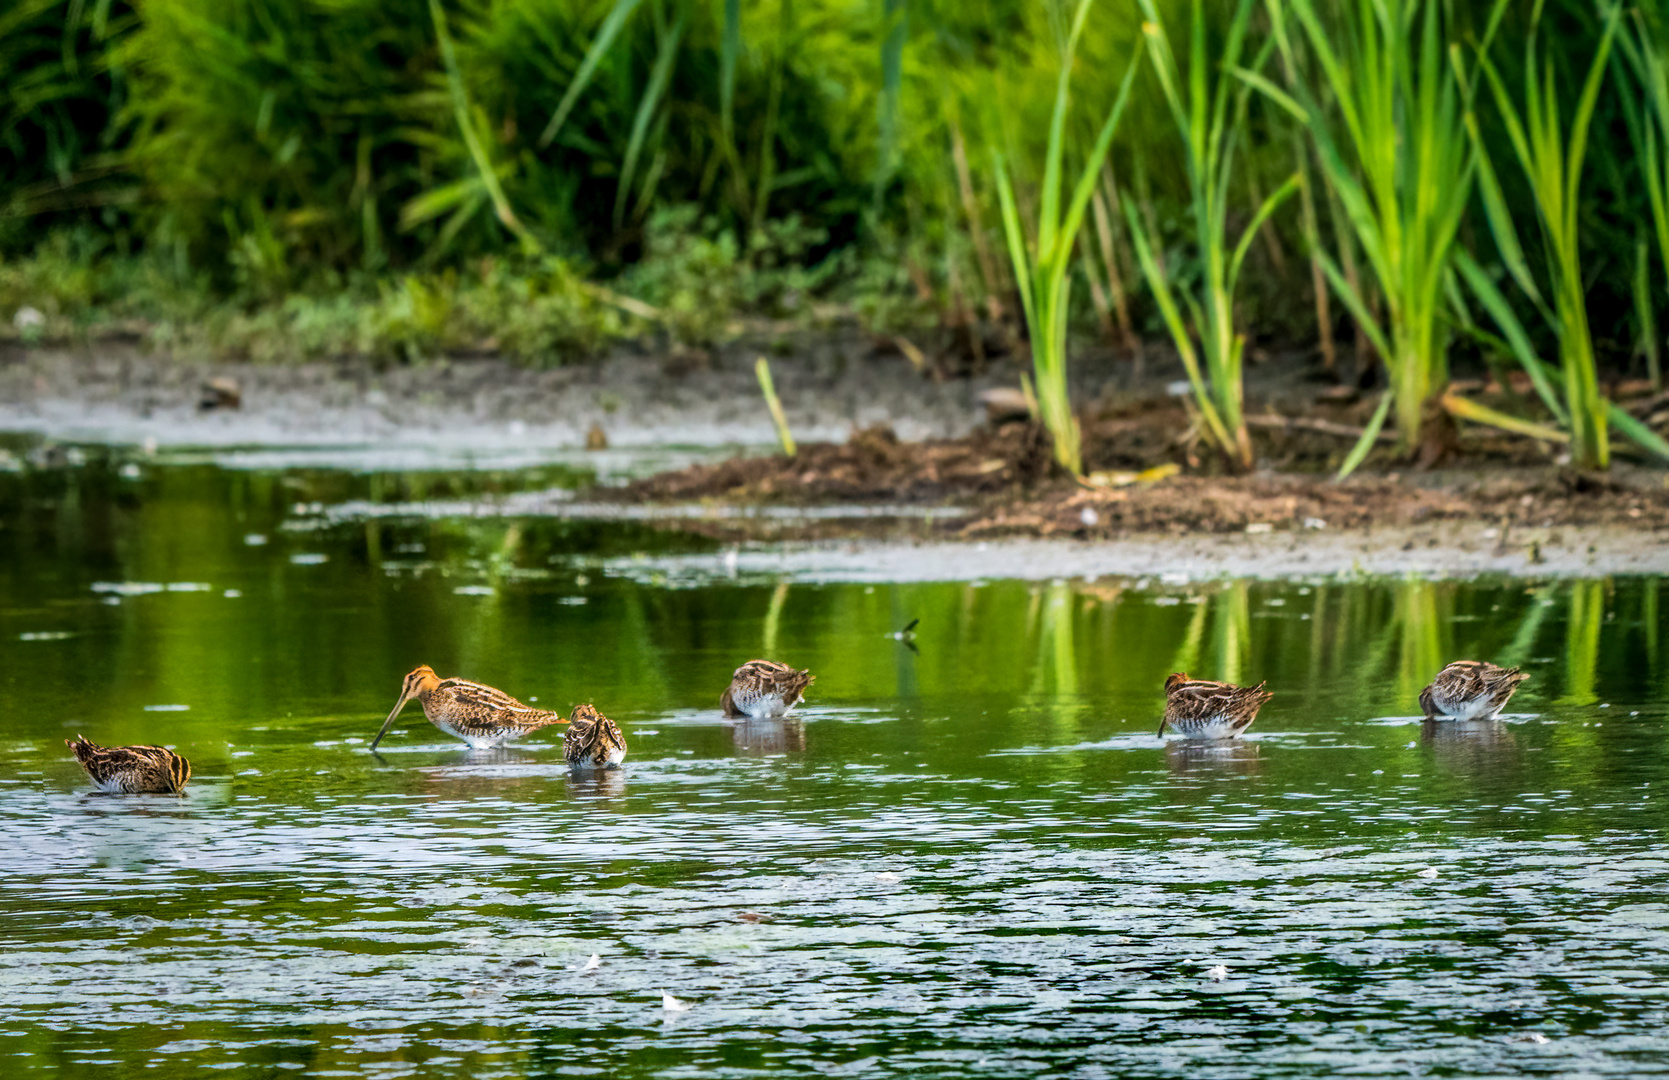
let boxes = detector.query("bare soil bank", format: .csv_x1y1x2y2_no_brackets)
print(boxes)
5,337,1669,578
602,421,1669,539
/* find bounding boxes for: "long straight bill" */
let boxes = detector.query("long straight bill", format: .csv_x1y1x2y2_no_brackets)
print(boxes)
370,692,413,751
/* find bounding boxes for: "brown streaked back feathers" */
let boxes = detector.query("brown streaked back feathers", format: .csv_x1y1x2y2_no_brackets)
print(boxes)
1419,660,1529,719
66,735,191,794
721,659,815,718
564,703,627,768
1159,672,1272,738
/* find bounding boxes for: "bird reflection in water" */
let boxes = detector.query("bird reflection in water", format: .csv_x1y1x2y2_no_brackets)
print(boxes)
418,748,546,799
731,718,806,756
1421,716,1519,770
566,767,626,799
1165,739,1261,776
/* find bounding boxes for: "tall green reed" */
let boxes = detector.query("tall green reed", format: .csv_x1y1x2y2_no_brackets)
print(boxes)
1262,0,1481,476
1618,5,1669,393
1125,0,1298,472
991,0,1139,476
1455,0,1669,468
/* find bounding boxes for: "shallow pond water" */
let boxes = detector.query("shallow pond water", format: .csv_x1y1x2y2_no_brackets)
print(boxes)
2,441,1668,1078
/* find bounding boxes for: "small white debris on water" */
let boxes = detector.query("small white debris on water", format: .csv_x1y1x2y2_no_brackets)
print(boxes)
875,872,900,884
290,553,328,565
1246,522,1274,534
661,992,691,1012
1207,965,1229,981
454,585,495,596
244,534,267,546
92,581,165,595
166,582,211,592
19,631,74,641
1079,507,1100,527
1153,596,1180,606
223,589,241,598
144,704,190,712
119,463,141,480
1517,1033,1550,1044
1303,517,1326,530
559,596,588,605
1417,867,1439,879
581,954,600,972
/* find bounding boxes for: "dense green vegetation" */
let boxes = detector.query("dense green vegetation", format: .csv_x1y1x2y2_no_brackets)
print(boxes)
3,0,1668,470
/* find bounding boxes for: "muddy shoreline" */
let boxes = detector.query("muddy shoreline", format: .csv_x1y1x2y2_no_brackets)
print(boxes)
5,341,1669,579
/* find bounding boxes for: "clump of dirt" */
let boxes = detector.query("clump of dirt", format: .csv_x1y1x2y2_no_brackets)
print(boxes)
603,419,1669,543
611,422,1057,503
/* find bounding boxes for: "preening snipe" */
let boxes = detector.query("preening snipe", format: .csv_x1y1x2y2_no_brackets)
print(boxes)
1420,661,1528,720
564,704,627,769
66,736,191,795
1157,672,1272,740
720,660,814,719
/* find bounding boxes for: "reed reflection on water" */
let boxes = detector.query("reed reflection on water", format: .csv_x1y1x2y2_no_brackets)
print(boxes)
1,448,1668,1077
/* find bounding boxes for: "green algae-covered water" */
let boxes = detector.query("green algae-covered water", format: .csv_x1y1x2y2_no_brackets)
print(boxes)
2,439,1668,1078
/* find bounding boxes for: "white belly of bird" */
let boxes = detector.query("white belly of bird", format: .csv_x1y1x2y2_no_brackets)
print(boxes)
1168,716,1244,740
1430,694,1500,721
93,774,141,794
431,716,520,749
731,690,794,718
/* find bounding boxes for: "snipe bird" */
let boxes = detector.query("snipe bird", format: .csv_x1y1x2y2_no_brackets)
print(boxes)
372,665,563,750
564,703,627,769
721,659,814,718
1420,660,1529,720
66,736,190,794
1158,672,1272,739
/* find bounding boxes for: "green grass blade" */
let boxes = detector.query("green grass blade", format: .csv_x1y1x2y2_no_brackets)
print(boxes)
991,153,1038,340
1230,65,1307,122
720,0,740,147
1123,194,1233,453
1226,172,1300,295
1637,239,1662,391
1464,111,1546,312
1334,388,1392,481
1442,392,1569,444
1313,248,1391,360
538,0,646,149
755,356,797,457
1608,401,1669,461
1055,42,1141,276
429,0,537,252
1453,249,1568,424
1563,6,1621,245
613,8,686,229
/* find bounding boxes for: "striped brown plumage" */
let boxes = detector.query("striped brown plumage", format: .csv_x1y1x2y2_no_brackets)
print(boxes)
66,735,191,794
371,665,563,750
1158,672,1272,739
1420,660,1529,720
564,703,627,769
720,660,814,718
